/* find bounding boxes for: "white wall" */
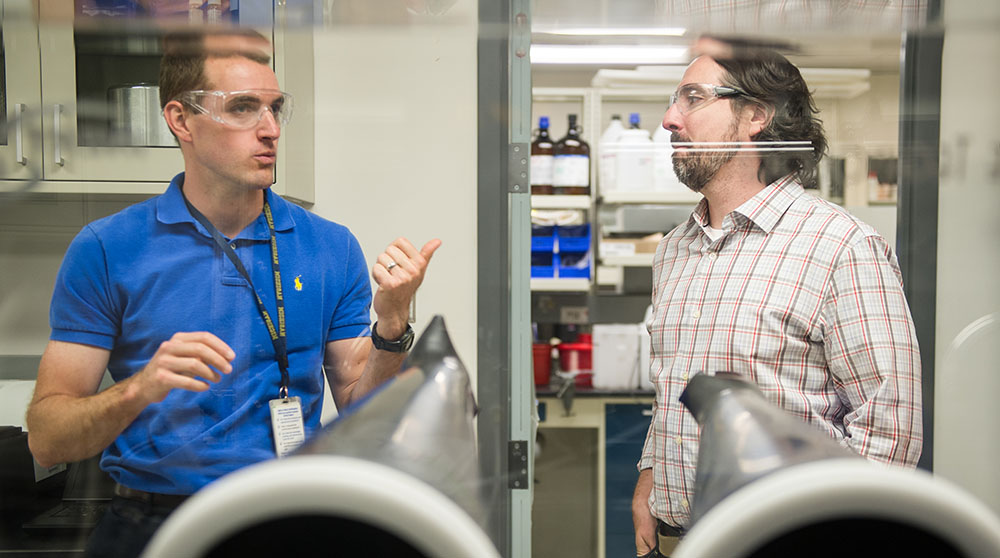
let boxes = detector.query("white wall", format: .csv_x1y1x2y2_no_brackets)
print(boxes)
308,6,479,389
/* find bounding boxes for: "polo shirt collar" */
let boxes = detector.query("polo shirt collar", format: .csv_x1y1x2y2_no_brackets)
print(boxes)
156,172,296,240
732,174,803,234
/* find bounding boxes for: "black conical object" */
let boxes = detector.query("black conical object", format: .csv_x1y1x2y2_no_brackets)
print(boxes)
403,315,458,371
680,372,857,525
403,315,478,417
295,315,484,524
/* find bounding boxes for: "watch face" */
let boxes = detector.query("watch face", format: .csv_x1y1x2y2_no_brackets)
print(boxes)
400,327,415,350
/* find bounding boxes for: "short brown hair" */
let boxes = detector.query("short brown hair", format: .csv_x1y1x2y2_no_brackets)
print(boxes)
158,29,272,109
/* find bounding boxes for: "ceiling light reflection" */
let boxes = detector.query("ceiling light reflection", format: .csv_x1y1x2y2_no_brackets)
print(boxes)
531,44,690,65
533,26,687,37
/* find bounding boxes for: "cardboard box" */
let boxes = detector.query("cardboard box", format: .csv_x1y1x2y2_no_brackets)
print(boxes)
599,236,661,258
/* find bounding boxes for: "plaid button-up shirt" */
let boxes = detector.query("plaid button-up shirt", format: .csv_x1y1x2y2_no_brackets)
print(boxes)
639,175,922,528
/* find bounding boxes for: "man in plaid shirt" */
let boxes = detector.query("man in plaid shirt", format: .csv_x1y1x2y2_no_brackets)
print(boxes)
632,42,922,557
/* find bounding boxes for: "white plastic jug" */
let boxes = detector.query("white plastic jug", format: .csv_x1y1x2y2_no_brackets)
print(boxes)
616,128,654,191
598,115,625,194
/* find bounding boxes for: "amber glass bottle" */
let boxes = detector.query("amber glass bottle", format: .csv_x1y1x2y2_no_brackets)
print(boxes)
552,114,590,195
530,116,555,194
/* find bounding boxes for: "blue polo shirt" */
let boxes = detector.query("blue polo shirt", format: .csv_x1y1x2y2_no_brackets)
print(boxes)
49,173,372,495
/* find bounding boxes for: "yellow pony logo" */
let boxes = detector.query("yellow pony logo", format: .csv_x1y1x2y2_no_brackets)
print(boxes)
294,275,303,291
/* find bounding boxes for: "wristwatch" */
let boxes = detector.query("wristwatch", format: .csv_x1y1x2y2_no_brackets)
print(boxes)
371,321,415,353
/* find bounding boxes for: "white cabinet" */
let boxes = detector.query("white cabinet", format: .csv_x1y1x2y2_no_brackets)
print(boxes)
1,1,181,189
0,1,313,203
0,0,43,182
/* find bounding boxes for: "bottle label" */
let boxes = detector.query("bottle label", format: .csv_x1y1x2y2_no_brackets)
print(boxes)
553,154,590,187
531,154,554,186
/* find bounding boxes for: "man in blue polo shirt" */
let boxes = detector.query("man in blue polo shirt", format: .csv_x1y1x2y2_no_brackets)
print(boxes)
25,30,439,558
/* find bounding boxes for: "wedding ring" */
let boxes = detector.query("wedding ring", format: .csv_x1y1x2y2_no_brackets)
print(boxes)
386,261,398,271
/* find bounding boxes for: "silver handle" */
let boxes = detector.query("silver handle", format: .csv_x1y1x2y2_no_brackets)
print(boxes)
14,103,26,165
53,104,65,166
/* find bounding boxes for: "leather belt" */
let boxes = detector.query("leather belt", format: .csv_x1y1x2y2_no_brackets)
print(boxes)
657,520,686,538
114,484,190,509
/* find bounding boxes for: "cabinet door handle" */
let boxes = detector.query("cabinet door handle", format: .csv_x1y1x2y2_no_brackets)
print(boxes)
53,104,65,166
14,104,26,165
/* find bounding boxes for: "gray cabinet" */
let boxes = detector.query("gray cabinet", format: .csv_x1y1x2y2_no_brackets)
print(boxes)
0,1,313,203
534,395,654,558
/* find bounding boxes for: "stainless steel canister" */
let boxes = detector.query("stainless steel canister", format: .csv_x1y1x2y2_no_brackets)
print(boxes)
108,84,175,147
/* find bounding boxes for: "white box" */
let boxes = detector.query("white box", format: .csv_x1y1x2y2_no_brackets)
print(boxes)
592,324,642,390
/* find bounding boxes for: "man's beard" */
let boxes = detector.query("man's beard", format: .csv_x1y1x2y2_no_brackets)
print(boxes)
671,123,741,192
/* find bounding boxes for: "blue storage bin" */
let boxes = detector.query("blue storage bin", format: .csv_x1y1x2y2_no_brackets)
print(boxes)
558,251,591,278
557,224,589,237
556,224,591,252
531,266,556,278
532,235,555,252
531,224,556,252
531,251,555,277
532,251,553,266
558,235,591,253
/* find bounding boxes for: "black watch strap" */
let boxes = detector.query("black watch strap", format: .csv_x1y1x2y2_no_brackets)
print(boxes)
371,321,415,353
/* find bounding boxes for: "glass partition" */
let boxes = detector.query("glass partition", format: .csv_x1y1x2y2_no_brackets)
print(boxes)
2,1,1000,557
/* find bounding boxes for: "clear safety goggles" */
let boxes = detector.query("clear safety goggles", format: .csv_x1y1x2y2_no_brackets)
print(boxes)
176,89,294,129
667,83,748,115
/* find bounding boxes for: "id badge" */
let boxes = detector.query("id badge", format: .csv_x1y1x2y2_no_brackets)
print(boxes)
269,396,305,458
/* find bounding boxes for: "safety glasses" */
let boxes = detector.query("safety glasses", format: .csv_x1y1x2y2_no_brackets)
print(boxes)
175,89,294,129
667,83,748,115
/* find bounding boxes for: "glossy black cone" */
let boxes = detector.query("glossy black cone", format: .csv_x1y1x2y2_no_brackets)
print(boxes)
295,315,484,524
403,315,458,371
680,372,857,525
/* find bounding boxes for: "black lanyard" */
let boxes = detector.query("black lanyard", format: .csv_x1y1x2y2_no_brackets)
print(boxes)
183,194,290,398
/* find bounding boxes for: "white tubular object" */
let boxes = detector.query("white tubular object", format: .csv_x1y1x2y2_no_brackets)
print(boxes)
141,455,500,558
674,459,1000,558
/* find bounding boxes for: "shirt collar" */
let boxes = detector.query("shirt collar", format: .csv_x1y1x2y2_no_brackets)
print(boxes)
156,172,296,240
731,174,804,234
691,196,711,228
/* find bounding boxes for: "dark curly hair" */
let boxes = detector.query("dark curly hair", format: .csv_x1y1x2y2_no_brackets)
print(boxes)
714,49,827,188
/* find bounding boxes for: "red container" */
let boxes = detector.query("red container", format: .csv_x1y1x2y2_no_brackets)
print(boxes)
532,343,552,386
572,333,594,387
557,342,592,371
